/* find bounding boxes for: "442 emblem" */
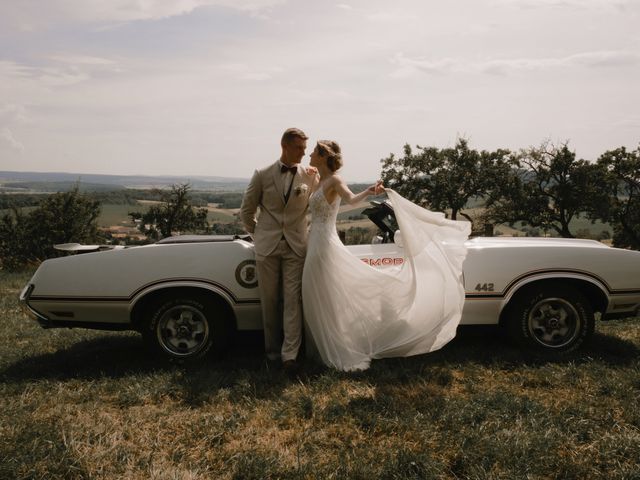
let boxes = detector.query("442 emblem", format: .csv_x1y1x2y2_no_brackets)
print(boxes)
474,282,495,292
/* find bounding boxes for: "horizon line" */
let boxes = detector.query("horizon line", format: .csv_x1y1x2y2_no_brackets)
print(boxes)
0,169,377,184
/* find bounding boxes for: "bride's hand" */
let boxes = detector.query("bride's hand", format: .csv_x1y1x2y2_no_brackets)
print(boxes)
368,180,384,195
305,166,318,176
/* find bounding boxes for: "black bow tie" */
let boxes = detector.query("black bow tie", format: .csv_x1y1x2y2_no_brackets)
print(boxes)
281,164,297,174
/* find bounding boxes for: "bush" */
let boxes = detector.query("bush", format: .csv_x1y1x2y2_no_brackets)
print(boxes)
0,188,102,271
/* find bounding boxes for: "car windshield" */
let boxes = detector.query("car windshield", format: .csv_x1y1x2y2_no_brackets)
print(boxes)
379,212,398,233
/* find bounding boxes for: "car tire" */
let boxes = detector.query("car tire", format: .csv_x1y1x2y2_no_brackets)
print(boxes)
142,293,232,361
504,283,595,355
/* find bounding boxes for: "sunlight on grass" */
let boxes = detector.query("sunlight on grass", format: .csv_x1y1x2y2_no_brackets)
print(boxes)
1,270,639,479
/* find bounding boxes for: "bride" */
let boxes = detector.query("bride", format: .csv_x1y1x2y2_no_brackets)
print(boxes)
302,140,471,371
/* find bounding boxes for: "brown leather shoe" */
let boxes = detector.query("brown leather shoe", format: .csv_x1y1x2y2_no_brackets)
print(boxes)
282,360,299,376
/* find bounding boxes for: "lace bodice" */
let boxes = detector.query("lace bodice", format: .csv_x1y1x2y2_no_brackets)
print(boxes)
309,188,340,228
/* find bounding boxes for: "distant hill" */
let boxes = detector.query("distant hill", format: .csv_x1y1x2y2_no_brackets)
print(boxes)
2,181,129,192
0,171,249,192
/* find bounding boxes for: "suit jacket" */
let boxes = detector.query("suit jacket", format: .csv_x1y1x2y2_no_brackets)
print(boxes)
240,160,315,258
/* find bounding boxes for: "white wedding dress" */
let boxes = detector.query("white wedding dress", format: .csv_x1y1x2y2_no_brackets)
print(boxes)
302,188,471,371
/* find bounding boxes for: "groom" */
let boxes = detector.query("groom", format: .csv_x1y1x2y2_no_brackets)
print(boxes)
240,127,315,372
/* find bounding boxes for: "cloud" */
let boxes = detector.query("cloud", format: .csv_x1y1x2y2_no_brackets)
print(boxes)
481,51,640,74
1,0,287,29
1,128,25,153
0,104,29,124
494,0,633,10
48,54,124,76
390,55,458,77
0,1,637,178
0,54,125,93
391,50,640,77
240,72,272,81
566,51,640,68
366,10,417,23
218,63,283,81
0,105,28,155
613,116,640,129
48,54,119,67
0,60,33,80
0,60,91,88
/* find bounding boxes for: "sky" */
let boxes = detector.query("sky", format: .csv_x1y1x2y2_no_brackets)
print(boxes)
0,0,639,182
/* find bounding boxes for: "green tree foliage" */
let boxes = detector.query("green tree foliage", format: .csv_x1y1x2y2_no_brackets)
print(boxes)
380,138,512,228
592,146,640,249
0,193,47,210
129,184,209,240
0,188,102,271
486,142,601,238
210,221,245,235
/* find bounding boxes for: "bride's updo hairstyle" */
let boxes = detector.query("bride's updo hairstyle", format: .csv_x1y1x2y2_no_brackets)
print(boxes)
316,140,343,172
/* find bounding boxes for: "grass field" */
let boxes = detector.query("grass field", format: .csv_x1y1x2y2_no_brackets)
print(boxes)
99,204,148,227
98,204,236,228
1,270,639,479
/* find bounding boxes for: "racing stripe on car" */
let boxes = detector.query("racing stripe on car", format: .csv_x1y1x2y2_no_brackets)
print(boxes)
465,267,640,298
29,277,262,305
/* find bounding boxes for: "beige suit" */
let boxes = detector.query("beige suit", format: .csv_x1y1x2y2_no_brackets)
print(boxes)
240,160,315,361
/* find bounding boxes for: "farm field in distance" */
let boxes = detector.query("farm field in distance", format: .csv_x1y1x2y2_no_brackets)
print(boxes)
99,202,237,228
99,201,614,241
1,179,614,241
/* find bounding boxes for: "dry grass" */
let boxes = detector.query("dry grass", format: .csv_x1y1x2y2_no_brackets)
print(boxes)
1,270,639,479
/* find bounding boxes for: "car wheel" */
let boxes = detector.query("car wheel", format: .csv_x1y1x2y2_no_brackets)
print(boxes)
504,283,595,354
142,294,232,361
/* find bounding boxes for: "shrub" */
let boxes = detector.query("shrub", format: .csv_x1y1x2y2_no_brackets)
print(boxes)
0,188,102,271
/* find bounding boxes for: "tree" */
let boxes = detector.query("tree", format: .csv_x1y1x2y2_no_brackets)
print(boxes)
592,146,640,249
0,187,102,271
0,209,32,271
210,221,245,235
380,138,512,228
130,184,209,240
486,142,601,238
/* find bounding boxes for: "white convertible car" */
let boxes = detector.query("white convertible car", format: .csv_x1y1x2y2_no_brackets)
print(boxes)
20,201,640,361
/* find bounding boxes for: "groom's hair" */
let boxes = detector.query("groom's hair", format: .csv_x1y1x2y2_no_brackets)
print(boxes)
281,127,308,146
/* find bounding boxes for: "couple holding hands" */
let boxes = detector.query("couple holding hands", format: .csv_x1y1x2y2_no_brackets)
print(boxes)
240,128,470,372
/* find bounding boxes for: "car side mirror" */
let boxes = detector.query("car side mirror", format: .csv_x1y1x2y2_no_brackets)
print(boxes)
394,230,403,248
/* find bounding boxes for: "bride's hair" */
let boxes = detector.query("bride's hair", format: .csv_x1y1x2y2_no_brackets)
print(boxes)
316,140,343,172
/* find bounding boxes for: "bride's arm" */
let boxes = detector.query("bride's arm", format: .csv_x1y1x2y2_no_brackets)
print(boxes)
305,166,321,192
333,175,383,205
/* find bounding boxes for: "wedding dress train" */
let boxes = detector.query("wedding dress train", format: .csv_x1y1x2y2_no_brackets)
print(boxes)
301,188,470,371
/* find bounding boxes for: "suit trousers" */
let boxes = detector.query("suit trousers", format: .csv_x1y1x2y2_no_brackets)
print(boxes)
255,238,305,362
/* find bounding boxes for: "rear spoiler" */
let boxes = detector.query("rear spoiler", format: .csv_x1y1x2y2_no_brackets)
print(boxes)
54,243,125,253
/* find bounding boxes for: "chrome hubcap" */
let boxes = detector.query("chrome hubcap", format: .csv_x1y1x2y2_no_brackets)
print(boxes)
528,297,581,348
157,305,209,356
